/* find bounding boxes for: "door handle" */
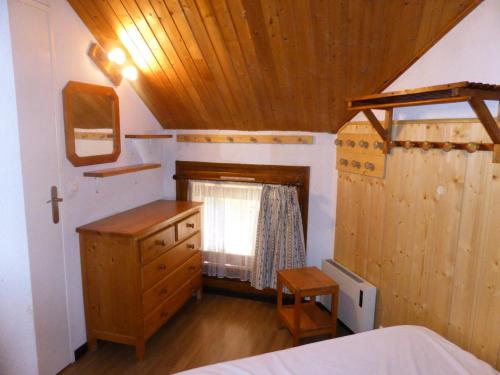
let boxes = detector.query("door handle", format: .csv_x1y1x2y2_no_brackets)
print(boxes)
46,186,63,224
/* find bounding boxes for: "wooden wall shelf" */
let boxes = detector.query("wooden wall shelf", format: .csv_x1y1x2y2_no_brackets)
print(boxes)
125,134,173,139
346,82,500,162
83,163,161,178
177,134,313,144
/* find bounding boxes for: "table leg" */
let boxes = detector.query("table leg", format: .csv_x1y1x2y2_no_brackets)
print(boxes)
293,290,301,346
277,275,284,328
330,286,339,338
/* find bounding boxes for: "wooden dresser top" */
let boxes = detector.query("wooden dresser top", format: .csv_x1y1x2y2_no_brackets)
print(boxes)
77,200,202,237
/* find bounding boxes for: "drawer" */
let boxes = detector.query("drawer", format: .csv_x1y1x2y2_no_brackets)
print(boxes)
142,232,201,291
176,212,201,241
140,226,176,264
143,252,202,315
143,274,202,339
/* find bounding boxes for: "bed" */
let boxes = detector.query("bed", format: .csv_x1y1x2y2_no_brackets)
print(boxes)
177,325,497,374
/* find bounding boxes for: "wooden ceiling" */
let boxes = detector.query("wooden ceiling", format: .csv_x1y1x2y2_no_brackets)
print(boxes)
68,0,481,133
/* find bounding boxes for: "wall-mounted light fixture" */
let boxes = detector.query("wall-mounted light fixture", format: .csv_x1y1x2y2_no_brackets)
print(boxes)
88,43,138,86
121,65,138,81
107,47,126,65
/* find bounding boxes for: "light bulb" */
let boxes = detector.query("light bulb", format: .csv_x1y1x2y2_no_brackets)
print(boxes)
121,65,138,81
107,48,126,65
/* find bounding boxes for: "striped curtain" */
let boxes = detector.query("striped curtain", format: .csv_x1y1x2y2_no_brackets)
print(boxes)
250,185,306,290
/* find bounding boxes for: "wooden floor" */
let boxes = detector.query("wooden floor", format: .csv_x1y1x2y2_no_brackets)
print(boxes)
61,293,351,375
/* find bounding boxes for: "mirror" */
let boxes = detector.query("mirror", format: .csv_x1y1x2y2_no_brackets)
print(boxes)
63,81,120,166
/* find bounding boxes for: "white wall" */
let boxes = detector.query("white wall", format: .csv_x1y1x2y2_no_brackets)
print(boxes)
49,0,167,351
354,0,500,121
0,1,39,373
167,130,337,269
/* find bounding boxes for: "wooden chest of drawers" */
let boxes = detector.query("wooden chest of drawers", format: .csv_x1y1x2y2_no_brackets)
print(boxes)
77,200,203,359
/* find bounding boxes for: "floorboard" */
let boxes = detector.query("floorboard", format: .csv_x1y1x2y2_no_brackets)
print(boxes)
60,293,351,375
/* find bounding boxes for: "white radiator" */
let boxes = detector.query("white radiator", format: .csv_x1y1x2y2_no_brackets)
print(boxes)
320,259,376,333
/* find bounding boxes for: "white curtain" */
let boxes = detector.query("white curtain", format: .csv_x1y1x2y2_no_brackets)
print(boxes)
188,180,263,281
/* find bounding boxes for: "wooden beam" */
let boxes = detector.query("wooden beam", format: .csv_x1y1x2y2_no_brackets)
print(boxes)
362,110,388,141
467,98,500,144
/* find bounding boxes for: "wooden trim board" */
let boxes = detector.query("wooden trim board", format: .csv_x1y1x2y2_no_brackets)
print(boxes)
177,134,313,144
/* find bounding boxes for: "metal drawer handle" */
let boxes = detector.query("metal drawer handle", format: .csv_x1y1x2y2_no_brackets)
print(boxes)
155,239,166,246
158,264,167,270
186,244,195,249
186,223,195,228
160,288,168,295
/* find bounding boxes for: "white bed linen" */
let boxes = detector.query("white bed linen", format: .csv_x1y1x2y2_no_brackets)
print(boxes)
177,326,497,375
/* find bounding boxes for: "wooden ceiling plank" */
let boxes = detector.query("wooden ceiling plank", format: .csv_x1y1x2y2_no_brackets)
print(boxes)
240,0,289,130
194,0,257,130
70,0,481,133
84,0,182,126
121,0,211,127
258,0,297,130
270,0,304,130
148,0,231,130
330,0,349,129
310,0,330,131
287,0,316,130
106,0,197,127
337,0,481,131
70,0,176,127
164,0,241,129
225,0,277,129
209,0,267,131
169,0,246,129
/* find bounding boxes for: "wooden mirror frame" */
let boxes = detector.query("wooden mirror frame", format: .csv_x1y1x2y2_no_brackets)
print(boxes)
63,81,121,166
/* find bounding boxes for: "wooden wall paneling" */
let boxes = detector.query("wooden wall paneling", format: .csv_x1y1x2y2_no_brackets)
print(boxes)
334,120,500,369
448,151,492,348
469,161,500,366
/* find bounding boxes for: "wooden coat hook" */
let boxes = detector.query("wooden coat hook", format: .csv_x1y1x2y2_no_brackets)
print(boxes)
466,142,479,153
421,141,434,151
358,140,369,148
442,142,454,152
351,160,361,169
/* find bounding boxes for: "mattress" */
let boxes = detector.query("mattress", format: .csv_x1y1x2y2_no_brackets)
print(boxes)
176,325,497,375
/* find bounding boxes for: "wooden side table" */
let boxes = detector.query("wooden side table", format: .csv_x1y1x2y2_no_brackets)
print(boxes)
277,267,339,346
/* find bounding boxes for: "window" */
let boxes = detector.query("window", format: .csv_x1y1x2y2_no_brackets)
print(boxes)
188,180,263,281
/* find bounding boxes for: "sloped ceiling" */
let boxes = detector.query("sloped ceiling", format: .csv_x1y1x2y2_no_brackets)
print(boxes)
68,0,481,133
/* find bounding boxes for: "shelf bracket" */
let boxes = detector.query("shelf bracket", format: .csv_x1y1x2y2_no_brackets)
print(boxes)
467,98,500,162
362,109,393,154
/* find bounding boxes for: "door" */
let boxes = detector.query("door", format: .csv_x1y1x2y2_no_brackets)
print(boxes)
8,0,72,373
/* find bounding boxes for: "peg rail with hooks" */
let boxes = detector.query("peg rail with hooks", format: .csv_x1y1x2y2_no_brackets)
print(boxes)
345,81,500,163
